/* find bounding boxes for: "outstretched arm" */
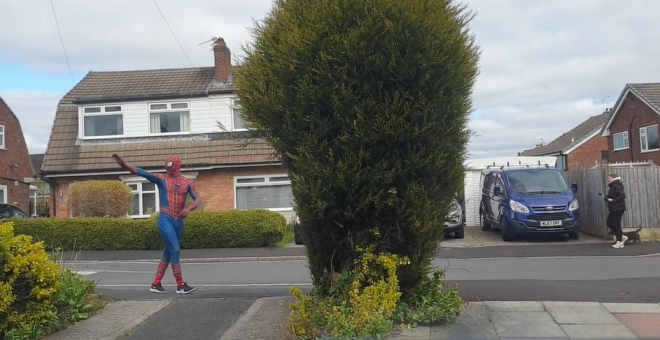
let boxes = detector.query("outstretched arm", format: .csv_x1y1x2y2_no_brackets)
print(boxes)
112,153,163,183
181,182,201,217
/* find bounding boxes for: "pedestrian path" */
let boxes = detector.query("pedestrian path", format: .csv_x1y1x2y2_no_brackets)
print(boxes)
44,298,660,339
397,301,660,339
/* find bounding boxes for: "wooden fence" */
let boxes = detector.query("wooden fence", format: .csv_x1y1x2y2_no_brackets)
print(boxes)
563,165,660,236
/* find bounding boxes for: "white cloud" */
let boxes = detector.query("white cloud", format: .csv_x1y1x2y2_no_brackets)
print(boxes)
0,91,61,154
1,0,659,157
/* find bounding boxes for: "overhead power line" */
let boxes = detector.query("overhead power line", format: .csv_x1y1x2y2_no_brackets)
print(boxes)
152,0,195,67
49,0,75,85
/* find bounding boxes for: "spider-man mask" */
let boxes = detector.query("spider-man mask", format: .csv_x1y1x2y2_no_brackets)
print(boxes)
165,155,181,176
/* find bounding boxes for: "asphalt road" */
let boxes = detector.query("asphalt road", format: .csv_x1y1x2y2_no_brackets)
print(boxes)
59,241,660,262
68,254,660,303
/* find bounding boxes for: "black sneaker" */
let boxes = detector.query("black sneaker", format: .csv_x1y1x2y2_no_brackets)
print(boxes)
150,283,166,294
176,282,196,294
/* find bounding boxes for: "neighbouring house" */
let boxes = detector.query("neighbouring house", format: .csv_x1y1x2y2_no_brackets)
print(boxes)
0,96,35,211
29,153,50,216
41,37,293,219
519,110,612,170
600,83,660,164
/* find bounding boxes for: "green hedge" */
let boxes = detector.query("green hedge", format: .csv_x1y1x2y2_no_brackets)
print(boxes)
9,210,286,251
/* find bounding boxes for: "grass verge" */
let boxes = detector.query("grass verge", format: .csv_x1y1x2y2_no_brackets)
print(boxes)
277,226,296,247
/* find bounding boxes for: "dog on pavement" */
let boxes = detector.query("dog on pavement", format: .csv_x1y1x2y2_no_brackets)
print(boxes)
623,226,642,244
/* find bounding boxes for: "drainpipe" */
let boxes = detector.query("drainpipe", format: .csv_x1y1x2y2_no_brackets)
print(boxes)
628,113,637,162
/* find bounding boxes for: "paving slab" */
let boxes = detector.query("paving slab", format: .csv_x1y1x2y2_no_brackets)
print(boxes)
560,324,638,339
602,302,660,314
485,301,545,312
615,313,660,339
544,301,620,324
490,311,566,338
44,300,170,340
219,297,291,340
122,298,254,340
430,302,498,340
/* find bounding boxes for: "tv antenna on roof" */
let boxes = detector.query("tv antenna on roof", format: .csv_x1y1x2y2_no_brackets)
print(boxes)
198,36,219,50
593,96,610,111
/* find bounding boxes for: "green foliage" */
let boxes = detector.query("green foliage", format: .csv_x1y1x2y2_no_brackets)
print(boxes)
287,234,408,340
0,222,106,340
68,180,133,218
236,0,480,297
10,210,286,251
393,270,463,327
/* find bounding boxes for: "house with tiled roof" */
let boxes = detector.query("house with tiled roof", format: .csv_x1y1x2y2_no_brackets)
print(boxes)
519,110,612,170
600,83,660,165
0,96,34,211
41,38,293,219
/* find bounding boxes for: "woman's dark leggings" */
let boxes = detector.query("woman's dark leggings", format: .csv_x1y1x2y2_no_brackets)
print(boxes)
607,210,625,242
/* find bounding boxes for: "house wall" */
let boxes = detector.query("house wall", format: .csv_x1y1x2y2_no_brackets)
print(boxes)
49,165,290,219
0,101,33,210
567,135,609,170
77,94,239,140
608,92,660,164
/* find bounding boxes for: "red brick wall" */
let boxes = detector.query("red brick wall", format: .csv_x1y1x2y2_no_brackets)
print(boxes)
0,99,33,211
567,135,609,170
50,165,288,218
608,92,660,164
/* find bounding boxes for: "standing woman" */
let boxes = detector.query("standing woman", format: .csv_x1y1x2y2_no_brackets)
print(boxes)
604,173,627,248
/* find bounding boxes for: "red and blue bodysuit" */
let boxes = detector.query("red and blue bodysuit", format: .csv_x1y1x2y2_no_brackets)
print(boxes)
113,154,200,294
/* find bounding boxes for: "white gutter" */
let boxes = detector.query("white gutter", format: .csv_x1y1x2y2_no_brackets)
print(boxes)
43,162,284,178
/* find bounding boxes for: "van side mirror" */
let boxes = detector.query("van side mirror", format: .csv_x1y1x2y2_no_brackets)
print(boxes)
571,182,578,193
493,186,502,196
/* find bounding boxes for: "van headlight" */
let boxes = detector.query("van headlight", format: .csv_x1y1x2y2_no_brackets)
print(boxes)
510,200,530,214
569,199,579,211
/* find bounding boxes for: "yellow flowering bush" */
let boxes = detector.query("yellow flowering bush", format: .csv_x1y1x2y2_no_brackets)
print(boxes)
0,222,61,338
287,231,410,339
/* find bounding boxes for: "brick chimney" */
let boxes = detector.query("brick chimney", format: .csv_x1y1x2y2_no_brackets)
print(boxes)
213,38,231,83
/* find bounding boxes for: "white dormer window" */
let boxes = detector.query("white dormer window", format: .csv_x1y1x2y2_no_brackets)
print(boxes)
0,125,5,148
231,98,246,131
149,102,190,134
82,105,124,138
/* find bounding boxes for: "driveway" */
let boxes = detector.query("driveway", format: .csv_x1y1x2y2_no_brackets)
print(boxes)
441,226,605,247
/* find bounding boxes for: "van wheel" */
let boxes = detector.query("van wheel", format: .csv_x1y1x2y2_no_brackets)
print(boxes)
480,212,491,231
568,232,580,240
500,218,515,241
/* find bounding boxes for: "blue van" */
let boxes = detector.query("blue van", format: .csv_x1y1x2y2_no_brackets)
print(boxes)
479,165,580,241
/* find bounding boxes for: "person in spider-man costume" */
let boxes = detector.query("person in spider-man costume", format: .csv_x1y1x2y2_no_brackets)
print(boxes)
112,153,200,294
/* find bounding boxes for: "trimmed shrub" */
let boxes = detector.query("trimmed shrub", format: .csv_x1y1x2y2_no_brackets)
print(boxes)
235,0,479,298
10,210,286,251
0,222,61,338
68,180,133,217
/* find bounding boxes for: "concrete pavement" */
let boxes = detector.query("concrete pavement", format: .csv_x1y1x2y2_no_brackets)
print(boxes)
45,299,660,339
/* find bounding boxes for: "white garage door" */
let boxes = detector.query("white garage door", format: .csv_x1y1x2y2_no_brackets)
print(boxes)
463,170,483,227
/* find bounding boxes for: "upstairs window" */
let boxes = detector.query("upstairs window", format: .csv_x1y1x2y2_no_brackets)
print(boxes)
231,98,246,131
0,125,4,148
82,105,124,138
612,131,629,151
640,125,659,152
149,102,190,134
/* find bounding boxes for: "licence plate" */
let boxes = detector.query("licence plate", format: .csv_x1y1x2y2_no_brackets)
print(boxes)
540,220,562,227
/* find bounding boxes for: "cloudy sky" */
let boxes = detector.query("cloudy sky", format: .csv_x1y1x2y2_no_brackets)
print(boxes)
1,0,659,157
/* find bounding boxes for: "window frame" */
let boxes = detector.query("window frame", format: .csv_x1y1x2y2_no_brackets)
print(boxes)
231,97,247,132
29,187,38,217
80,105,125,139
0,185,6,204
0,124,5,149
125,181,160,219
148,101,191,135
233,174,293,212
612,131,629,151
640,124,660,153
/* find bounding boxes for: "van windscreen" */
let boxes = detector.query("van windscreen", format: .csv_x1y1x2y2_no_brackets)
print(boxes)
505,170,568,194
